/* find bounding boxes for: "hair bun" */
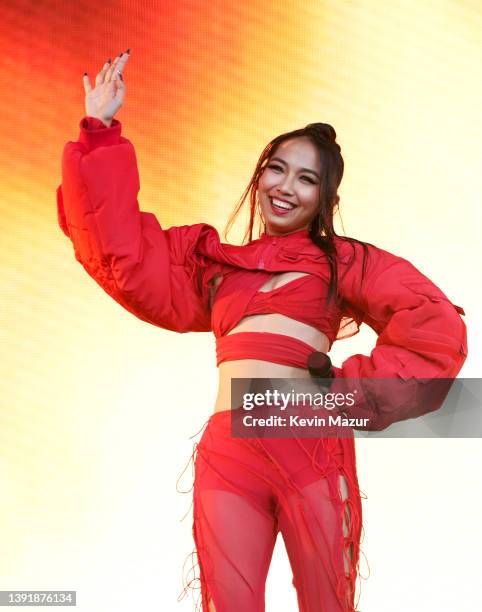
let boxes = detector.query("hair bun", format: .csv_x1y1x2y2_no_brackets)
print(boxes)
305,122,337,143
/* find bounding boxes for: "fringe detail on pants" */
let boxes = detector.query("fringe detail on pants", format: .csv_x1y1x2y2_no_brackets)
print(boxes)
176,411,370,611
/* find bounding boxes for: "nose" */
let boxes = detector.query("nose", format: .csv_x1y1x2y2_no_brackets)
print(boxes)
276,173,295,195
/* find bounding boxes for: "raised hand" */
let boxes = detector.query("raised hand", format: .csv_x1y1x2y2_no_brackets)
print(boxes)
83,50,130,127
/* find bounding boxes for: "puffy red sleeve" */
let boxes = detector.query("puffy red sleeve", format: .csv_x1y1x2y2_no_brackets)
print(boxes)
332,239,468,430
57,116,214,333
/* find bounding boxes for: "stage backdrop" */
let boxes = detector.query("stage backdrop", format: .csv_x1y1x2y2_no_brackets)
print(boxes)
1,1,481,611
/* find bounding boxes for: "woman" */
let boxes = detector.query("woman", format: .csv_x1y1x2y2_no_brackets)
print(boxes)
57,52,467,612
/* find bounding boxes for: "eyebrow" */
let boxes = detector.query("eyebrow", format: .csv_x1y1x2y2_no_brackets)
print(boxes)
270,156,320,179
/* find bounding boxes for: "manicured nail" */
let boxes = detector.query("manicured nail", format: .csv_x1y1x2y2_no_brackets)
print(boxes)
126,48,130,54
107,58,112,64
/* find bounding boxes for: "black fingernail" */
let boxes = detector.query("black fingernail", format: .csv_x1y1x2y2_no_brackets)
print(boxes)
83,72,87,76
119,52,123,57
119,72,123,81
126,48,130,54
107,58,112,64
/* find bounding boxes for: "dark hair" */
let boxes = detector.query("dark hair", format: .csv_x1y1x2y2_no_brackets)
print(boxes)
223,122,369,307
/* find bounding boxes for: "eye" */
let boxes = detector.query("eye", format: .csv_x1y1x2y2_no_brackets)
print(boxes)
267,164,316,184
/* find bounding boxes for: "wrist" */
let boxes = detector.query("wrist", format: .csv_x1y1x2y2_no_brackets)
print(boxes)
85,115,112,128
78,116,122,151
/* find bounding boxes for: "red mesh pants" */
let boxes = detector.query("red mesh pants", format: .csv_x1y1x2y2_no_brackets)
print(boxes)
184,409,364,612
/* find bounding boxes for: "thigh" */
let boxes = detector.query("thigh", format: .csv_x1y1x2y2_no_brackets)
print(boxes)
264,437,362,612
192,429,278,611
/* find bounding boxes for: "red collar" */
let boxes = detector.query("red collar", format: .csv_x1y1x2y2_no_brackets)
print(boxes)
257,228,311,242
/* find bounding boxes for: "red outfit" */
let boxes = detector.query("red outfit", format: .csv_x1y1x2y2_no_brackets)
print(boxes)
57,117,468,611
190,408,362,612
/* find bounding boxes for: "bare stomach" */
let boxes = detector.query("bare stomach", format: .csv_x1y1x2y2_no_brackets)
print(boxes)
214,313,330,413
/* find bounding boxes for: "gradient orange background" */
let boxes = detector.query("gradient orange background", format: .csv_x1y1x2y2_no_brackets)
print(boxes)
1,1,481,610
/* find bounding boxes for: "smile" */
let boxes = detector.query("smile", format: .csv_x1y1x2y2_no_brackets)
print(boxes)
270,197,296,211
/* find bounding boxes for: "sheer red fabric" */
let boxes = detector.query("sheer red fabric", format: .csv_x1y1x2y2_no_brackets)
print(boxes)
179,408,366,612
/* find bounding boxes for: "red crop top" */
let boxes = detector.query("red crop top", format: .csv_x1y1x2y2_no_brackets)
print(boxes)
212,268,343,369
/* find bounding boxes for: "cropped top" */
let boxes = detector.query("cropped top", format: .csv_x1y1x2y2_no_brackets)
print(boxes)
55,116,468,430
212,269,343,368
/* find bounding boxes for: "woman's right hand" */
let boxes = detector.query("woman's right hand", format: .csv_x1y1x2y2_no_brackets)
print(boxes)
83,50,130,127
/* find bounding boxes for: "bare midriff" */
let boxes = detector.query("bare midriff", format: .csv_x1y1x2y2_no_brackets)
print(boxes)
214,312,330,413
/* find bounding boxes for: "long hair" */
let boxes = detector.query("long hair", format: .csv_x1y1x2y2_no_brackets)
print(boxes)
223,122,370,306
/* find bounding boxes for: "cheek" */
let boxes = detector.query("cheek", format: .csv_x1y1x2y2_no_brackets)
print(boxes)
301,191,320,215
258,172,276,192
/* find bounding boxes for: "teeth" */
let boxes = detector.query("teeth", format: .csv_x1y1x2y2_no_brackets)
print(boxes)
271,198,295,210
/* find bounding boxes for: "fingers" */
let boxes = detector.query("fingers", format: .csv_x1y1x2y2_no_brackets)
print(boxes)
105,50,130,83
83,59,112,91
93,59,113,88
114,72,126,101
83,50,130,91
82,73,92,94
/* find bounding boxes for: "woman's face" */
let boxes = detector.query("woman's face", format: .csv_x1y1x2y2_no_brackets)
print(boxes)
257,136,321,236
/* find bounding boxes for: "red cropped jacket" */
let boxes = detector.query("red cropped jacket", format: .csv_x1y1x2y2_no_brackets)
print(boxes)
56,117,468,430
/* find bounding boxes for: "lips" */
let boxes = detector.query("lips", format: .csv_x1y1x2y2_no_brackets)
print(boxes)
270,197,297,211
269,197,297,217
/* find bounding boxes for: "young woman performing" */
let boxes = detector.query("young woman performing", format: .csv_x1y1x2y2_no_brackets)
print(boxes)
57,51,467,612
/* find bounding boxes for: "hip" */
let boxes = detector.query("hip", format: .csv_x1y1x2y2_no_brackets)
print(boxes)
197,407,359,491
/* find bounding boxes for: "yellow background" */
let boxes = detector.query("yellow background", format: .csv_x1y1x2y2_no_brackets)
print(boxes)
1,1,480,610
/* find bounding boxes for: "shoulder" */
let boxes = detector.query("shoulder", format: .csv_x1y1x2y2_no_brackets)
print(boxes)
333,235,408,269
332,235,426,300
